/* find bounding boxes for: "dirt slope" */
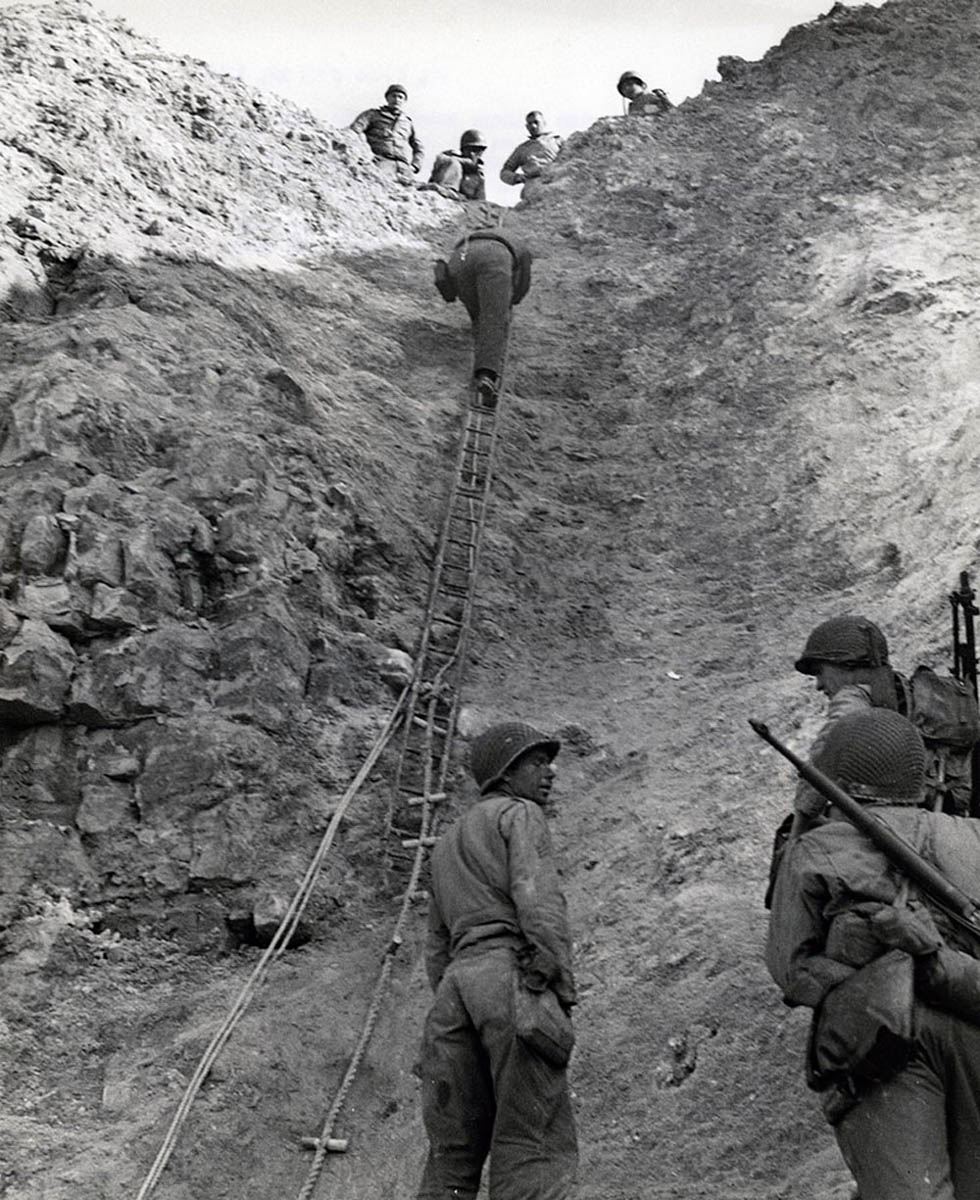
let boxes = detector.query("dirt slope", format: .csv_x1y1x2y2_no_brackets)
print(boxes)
3,0,980,1198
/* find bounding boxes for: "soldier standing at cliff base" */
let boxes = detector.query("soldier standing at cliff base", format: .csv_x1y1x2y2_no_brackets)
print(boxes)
765,616,901,908
767,708,980,1200
433,225,532,404
416,722,578,1200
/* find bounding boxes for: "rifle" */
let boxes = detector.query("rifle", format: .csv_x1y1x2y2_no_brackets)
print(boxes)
951,570,979,701
750,718,980,944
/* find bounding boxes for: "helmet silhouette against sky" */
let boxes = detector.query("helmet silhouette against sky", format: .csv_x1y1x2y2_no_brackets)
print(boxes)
617,71,646,95
470,722,560,794
460,128,487,152
795,616,890,676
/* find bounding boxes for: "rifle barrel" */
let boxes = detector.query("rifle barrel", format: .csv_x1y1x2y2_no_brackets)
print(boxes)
749,718,980,925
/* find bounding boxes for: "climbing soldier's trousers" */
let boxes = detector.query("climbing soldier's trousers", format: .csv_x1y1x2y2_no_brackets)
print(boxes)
448,240,514,383
834,1005,980,1199
416,945,578,1200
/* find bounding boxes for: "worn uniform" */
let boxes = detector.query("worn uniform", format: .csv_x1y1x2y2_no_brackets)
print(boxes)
428,150,486,201
349,106,423,174
417,790,578,1200
499,132,563,186
768,792,980,1198
628,89,672,117
435,230,532,384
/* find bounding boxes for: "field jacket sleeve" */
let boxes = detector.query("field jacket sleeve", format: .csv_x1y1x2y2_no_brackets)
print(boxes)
499,142,527,185
349,108,376,135
408,119,424,171
501,799,577,1005
766,836,855,1008
424,886,452,990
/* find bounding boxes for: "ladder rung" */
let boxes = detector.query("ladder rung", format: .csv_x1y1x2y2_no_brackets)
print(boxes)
301,1137,349,1154
455,487,483,500
412,715,448,733
402,836,438,849
431,614,462,628
400,788,447,801
406,793,447,807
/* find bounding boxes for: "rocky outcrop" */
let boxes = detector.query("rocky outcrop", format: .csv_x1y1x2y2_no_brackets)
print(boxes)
0,0,462,943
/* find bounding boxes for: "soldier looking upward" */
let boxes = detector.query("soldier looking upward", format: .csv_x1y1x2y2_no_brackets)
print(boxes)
416,721,578,1200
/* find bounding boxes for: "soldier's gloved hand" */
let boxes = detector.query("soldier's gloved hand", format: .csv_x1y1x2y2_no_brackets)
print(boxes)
519,946,561,992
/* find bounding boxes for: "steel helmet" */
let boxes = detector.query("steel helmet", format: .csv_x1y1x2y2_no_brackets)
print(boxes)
385,83,408,99
617,71,646,96
795,616,890,676
459,128,487,152
470,722,560,794
813,709,925,804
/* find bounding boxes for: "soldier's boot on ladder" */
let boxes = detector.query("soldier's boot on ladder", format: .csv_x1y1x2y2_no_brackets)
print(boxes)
474,370,498,407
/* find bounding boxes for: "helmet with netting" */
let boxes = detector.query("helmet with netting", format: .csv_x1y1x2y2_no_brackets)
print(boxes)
795,616,890,676
470,722,560,794
813,709,925,804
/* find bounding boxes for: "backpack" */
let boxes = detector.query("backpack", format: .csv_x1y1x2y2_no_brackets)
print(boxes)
902,666,980,815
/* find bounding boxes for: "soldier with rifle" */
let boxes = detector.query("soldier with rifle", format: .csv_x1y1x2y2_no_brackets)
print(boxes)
758,708,980,1200
764,616,899,907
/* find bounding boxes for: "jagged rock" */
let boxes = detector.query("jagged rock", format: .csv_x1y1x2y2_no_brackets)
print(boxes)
188,794,265,885
212,604,309,730
0,822,94,928
12,578,85,637
18,512,66,574
717,55,750,84
75,781,133,833
250,890,312,948
0,599,23,648
0,724,80,823
88,582,140,630
136,717,279,823
68,625,215,725
378,647,413,692
0,617,75,722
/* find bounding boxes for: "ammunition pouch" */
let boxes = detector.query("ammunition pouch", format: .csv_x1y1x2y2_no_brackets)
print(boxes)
808,949,915,1091
512,973,575,1068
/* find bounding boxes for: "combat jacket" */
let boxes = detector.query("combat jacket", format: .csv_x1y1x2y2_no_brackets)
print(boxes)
628,89,673,117
767,806,980,1008
428,150,486,200
499,132,563,185
425,790,576,1004
349,106,423,170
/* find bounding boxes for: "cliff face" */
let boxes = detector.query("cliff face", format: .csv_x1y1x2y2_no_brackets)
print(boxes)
3,1,980,1198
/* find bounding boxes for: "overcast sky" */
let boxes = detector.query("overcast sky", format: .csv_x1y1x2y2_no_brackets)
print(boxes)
6,0,887,204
